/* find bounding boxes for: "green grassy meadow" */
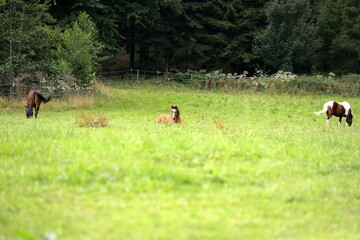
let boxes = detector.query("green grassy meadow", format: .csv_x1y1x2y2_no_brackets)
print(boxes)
1,84,360,239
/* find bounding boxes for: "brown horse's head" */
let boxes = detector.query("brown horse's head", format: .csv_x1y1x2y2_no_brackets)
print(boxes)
25,105,33,118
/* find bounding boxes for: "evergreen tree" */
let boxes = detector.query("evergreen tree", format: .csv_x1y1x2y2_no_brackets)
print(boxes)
178,0,267,73
253,0,321,73
181,0,231,70
48,0,122,51
117,0,163,68
47,0,268,73
221,0,268,73
141,1,184,71
316,0,360,74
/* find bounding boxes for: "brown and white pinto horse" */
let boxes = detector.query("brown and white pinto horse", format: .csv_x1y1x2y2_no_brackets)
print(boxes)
156,106,181,124
25,89,51,118
314,101,353,126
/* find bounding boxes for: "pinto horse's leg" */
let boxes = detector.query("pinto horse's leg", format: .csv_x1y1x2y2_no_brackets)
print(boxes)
326,106,333,126
338,116,342,126
326,117,331,126
326,113,332,126
326,112,331,126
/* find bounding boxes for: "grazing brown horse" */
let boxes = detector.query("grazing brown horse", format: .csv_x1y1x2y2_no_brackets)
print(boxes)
156,106,181,124
314,101,353,126
25,90,51,118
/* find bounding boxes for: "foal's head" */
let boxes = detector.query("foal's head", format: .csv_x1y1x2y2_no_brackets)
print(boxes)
171,106,180,121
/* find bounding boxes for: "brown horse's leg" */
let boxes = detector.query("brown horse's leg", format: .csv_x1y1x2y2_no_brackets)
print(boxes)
338,116,342,125
34,95,41,118
35,105,40,118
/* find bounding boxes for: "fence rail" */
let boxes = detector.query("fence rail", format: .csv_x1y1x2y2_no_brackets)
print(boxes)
96,69,205,83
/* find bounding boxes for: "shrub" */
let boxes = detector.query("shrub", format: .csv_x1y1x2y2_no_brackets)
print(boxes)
76,112,109,128
0,2,103,98
0,0,54,96
214,118,225,132
170,69,207,85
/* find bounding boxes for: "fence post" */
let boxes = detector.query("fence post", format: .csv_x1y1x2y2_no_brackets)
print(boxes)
136,69,139,82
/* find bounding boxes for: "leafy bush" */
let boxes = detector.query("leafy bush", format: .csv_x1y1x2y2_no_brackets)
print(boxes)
0,1,103,97
170,69,207,84
253,0,321,73
0,0,54,96
50,12,103,87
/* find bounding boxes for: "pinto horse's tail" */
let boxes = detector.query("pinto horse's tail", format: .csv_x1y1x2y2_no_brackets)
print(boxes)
314,110,325,115
314,103,329,115
35,91,51,103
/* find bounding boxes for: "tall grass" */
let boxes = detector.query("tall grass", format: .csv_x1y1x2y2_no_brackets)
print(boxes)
166,70,360,97
197,75,360,97
93,79,113,95
0,96,6,108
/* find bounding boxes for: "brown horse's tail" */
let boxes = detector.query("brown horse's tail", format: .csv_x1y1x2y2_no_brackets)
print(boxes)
35,91,51,103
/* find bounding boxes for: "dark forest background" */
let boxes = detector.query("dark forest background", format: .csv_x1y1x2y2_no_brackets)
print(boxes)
48,0,359,74
0,0,359,92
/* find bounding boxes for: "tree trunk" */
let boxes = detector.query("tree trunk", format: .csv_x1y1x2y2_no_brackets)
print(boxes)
129,19,135,69
164,57,169,73
139,46,149,68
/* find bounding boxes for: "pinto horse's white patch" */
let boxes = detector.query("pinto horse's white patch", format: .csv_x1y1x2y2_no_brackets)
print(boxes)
340,101,351,116
326,119,331,126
